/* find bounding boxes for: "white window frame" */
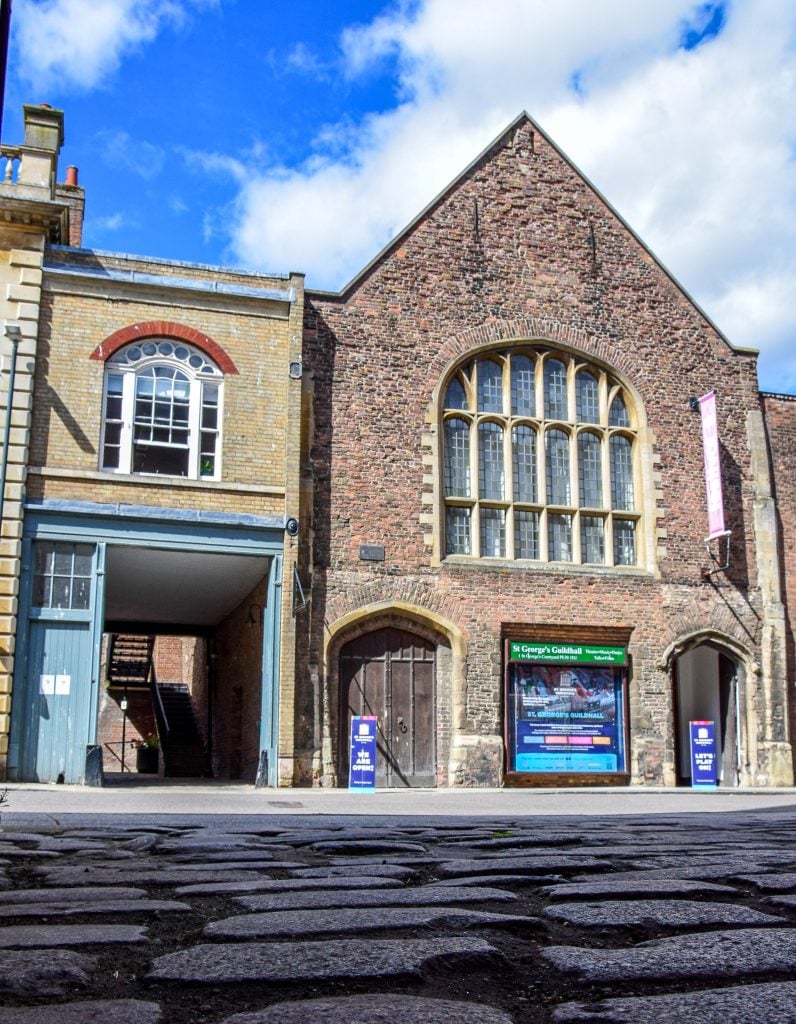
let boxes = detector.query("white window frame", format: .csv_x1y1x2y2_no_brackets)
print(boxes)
99,340,224,481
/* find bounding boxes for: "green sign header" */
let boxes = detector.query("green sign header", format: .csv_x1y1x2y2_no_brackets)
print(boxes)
509,641,627,666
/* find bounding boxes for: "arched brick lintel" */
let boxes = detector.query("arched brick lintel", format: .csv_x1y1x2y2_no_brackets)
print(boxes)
430,318,633,382
89,321,239,375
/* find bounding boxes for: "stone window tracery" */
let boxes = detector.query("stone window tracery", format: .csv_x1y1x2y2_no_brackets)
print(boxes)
441,346,640,565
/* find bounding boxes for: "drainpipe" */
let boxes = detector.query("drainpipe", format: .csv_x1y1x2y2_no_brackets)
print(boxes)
0,323,21,525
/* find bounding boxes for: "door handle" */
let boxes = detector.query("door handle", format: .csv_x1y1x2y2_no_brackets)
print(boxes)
397,717,407,733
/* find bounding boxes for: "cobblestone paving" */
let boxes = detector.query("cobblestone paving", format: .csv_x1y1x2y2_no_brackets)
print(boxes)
1,809,796,1022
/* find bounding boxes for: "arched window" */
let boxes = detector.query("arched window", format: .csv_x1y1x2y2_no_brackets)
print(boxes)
100,339,223,479
441,346,640,565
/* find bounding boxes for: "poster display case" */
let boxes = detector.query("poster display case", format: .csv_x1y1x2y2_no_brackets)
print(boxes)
505,640,630,781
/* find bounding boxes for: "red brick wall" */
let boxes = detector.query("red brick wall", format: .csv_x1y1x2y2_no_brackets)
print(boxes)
299,117,775,786
96,687,157,774
211,579,267,781
153,635,209,747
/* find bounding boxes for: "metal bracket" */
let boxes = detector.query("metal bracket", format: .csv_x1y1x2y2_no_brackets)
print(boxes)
703,530,731,576
292,564,309,615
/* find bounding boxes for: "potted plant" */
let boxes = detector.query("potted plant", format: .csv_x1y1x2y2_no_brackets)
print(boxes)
133,732,159,774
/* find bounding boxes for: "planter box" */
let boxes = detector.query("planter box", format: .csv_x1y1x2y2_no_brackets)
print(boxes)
135,747,159,774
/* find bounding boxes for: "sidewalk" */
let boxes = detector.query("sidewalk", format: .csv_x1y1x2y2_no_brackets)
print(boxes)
4,778,796,820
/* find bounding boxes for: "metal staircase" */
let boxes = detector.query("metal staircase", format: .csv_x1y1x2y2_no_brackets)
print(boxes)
106,633,155,689
106,632,210,778
156,683,210,777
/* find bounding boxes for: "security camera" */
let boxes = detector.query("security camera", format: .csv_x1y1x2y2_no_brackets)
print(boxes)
285,517,299,536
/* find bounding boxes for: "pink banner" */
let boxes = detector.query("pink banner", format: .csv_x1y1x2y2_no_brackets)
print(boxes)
697,390,726,540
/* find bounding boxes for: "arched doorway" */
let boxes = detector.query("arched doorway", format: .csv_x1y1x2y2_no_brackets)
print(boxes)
673,643,741,787
339,627,436,788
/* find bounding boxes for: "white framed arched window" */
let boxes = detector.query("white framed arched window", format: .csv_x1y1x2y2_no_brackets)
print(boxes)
441,346,641,566
100,339,223,480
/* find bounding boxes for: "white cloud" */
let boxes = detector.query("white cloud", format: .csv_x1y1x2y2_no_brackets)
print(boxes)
14,0,215,91
212,0,796,391
96,129,165,178
87,211,130,231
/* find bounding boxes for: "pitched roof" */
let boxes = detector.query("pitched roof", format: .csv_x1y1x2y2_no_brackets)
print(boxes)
307,110,754,357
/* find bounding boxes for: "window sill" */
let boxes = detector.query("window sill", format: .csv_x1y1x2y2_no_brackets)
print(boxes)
28,465,286,497
440,555,652,577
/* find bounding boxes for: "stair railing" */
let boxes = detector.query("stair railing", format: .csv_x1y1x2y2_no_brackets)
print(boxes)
150,661,170,741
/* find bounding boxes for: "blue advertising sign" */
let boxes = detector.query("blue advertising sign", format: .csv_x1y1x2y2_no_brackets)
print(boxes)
507,661,626,774
689,720,717,788
348,715,378,792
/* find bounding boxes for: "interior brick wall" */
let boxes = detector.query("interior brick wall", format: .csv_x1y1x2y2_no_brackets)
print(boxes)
211,579,267,782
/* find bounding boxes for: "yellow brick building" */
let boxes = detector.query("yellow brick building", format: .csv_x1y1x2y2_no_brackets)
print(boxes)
0,106,304,785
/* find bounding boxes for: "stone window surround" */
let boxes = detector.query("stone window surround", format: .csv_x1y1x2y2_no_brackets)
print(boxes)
431,340,657,573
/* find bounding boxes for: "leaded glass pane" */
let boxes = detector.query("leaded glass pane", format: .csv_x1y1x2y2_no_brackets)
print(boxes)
510,354,535,416
576,370,599,423
444,417,471,496
613,519,636,565
512,425,537,503
478,422,504,500
477,360,503,413
578,431,602,507
446,507,471,555
610,435,634,509
548,513,573,561
609,393,630,427
444,378,468,410
546,429,571,505
514,510,539,559
544,358,568,419
480,508,506,557
581,516,605,564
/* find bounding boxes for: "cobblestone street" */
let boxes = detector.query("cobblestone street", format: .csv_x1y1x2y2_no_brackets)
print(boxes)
2,798,796,1022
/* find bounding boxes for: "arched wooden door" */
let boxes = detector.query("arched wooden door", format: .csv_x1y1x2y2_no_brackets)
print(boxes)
340,627,436,788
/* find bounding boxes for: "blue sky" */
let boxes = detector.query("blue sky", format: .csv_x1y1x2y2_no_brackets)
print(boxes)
4,0,796,393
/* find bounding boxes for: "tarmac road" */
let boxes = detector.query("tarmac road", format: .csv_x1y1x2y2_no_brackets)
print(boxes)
2,784,796,1022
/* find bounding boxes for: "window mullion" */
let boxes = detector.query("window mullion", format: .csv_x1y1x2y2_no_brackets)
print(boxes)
504,414,513,558
120,372,134,473
187,379,201,478
470,418,479,557
598,372,609,426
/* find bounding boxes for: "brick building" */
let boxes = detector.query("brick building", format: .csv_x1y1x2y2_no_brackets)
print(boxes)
0,105,304,785
298,114,793,789
0,105,793,788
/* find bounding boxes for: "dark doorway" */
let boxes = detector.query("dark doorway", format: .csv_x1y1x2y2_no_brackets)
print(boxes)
673,644,740,786
340,627,436,787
